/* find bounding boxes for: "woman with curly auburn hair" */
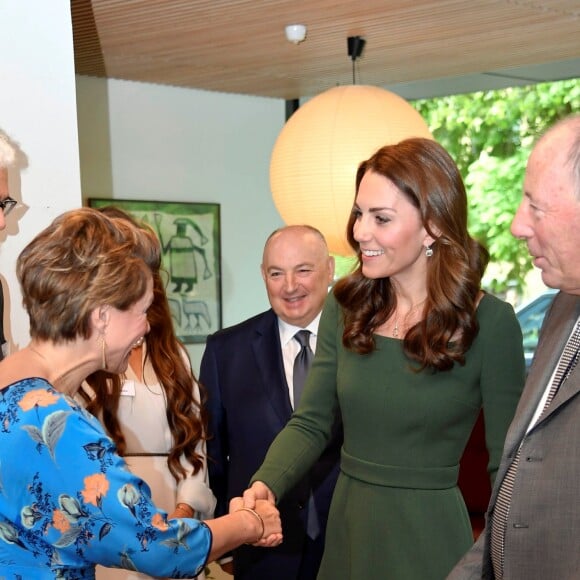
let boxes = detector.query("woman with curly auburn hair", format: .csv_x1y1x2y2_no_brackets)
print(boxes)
80,207,216,580
248,138,526,579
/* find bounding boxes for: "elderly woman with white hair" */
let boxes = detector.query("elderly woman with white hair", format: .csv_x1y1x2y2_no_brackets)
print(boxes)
0,129,18,361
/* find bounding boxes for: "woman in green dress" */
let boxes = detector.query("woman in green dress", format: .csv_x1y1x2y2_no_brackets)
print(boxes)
247,137,526,579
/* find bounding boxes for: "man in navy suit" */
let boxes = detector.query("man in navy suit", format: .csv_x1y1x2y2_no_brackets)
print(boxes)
200,225,341,580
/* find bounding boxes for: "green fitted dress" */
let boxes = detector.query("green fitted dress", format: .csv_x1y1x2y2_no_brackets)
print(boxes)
252,292,525,579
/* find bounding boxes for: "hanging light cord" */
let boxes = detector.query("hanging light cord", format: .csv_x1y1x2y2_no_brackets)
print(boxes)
347,36,366,86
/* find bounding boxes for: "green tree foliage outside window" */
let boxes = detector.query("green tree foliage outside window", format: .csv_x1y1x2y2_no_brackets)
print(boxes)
333,254,358,281
413,79,580,295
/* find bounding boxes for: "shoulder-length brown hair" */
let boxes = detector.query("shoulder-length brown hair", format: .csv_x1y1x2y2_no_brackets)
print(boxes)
333,137,489,371
81,207,208,481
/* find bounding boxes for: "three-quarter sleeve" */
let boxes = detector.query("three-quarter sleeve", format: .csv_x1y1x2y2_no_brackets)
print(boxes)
478,298,526,483
252,294,341,500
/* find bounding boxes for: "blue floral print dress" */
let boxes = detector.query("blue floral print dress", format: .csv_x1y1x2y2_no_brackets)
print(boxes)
0,378,212,579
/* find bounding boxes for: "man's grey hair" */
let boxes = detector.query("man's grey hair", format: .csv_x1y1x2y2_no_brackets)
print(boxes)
0,130,17,168
565,116,580,198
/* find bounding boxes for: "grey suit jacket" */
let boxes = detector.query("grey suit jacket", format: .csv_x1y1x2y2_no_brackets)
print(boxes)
449,291,580,579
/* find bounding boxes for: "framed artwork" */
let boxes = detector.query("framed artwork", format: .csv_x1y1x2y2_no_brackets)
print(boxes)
89,198,222,343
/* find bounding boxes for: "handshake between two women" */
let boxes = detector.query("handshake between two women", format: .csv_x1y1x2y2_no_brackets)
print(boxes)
229,481,282,547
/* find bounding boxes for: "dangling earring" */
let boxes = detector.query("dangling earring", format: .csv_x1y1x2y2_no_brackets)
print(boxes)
425,245,434,258
98,331,107,369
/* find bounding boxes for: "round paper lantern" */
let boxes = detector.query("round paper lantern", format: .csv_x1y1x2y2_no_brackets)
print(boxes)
270,85,433,255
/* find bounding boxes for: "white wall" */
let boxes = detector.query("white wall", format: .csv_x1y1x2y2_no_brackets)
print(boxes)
76,76,285,371
0,0,82,350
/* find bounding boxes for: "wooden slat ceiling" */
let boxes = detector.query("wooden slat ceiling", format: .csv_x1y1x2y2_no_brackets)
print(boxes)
72,0,580,100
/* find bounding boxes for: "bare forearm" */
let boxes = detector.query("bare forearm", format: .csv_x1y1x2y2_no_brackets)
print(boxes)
204,510,263,561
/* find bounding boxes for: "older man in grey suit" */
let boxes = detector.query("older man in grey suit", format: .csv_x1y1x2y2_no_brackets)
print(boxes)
449,114,580,579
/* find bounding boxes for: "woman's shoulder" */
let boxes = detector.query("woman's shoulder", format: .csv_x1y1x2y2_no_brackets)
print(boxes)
325,289,340,307
477,292,519,330
2,375,51,389
477,291,515,313
17,379,100,419
321,290,342,320
2,378,108,444
1,376,57,401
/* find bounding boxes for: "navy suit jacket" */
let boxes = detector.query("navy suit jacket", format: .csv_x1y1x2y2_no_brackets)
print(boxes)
200,309,341,580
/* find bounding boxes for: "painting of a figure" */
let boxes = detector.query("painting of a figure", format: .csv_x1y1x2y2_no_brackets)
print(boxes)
89,199,221,343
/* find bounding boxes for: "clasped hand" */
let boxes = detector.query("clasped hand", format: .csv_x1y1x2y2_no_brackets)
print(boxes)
230,481,282,547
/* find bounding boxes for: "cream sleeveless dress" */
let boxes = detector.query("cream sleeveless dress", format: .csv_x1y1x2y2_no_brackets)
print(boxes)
92,347,216,580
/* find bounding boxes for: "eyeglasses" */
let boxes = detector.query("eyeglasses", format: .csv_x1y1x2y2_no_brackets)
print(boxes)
0,196,17,216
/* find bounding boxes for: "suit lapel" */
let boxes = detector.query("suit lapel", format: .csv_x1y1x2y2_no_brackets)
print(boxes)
488,293,577,510
504,293,579,452
252,310,293,423
531,294,580,426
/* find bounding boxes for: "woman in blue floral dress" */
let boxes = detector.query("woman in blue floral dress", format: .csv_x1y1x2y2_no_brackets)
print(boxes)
0,208,281,579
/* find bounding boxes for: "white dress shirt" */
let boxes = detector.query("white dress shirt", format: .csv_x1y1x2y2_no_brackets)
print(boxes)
278,313,321,409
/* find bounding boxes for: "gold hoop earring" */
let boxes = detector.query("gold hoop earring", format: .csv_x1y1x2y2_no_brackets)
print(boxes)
99,332,107,369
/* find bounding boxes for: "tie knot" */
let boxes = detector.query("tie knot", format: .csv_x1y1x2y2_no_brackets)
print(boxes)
294,330,311,348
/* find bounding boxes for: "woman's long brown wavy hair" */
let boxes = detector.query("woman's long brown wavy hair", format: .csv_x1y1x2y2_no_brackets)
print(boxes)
80,208,208,482
333,137,489,371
